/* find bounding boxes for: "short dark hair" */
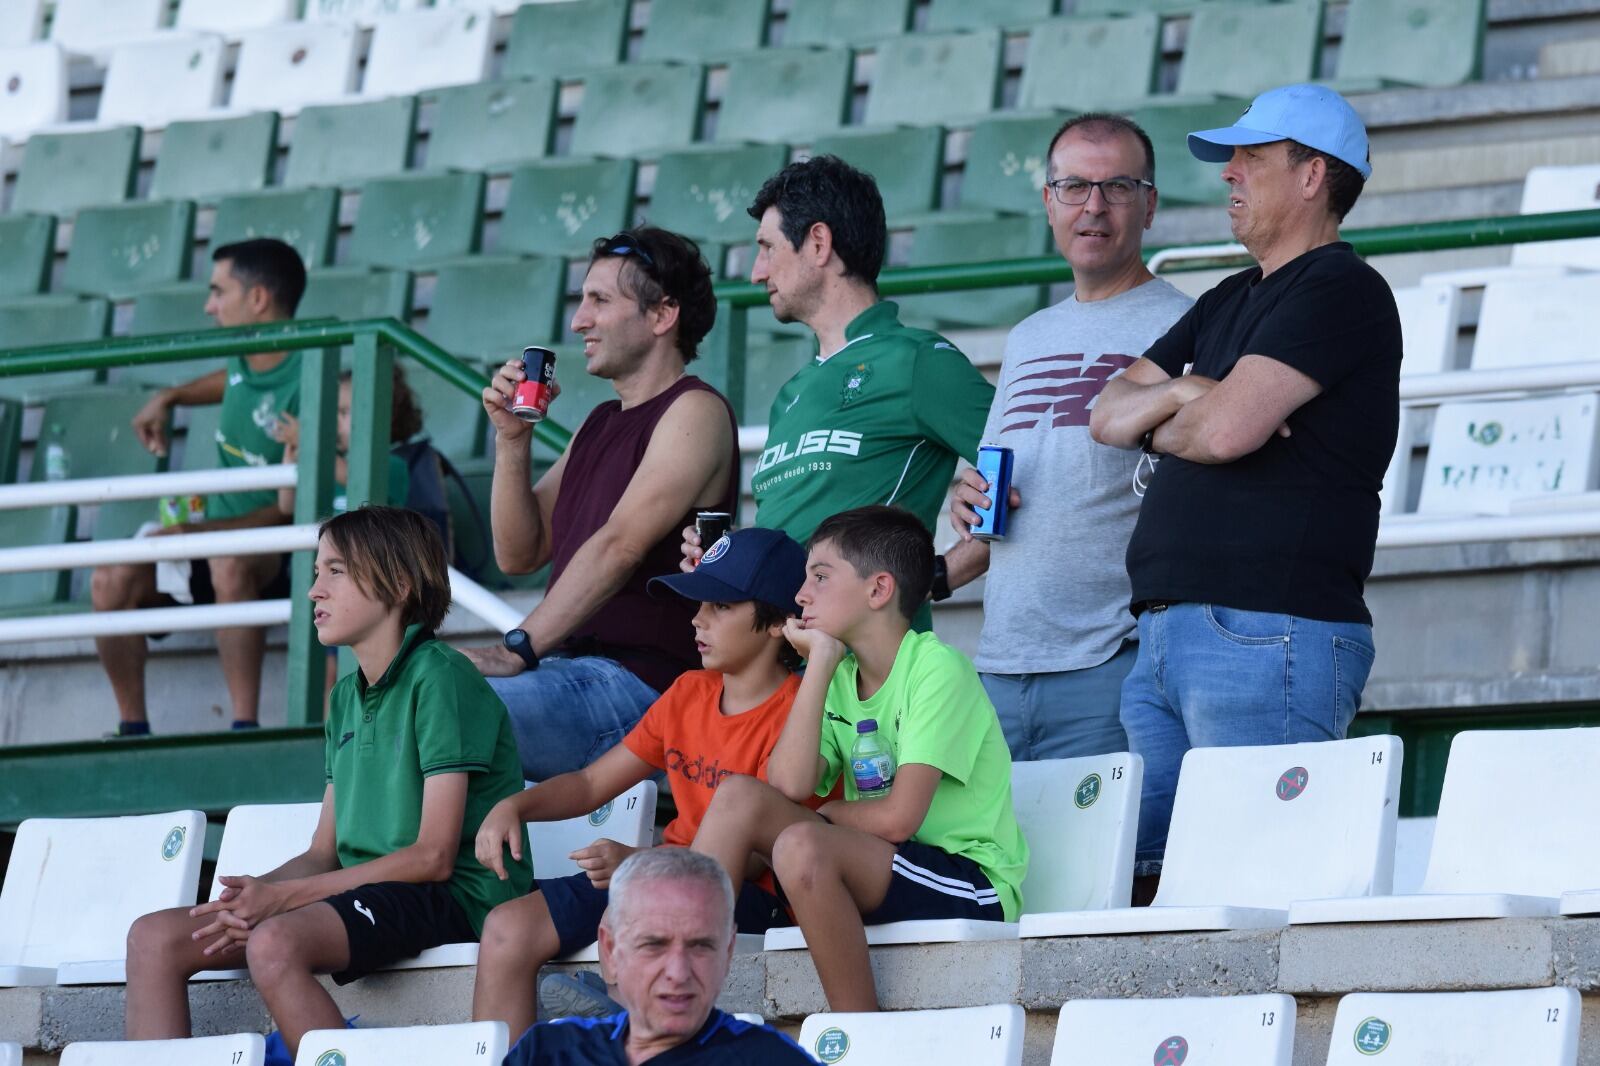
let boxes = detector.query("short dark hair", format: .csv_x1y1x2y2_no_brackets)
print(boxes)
751,600,804,672
1285,141,1365,222
211,238,306,317
318,505,450,631
339,364,424,444
1046,113,1157,184
747,155,886,286
588,226,716,362
808,506,933,623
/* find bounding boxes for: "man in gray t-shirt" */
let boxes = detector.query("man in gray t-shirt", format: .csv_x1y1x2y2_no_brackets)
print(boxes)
942,115,1193,761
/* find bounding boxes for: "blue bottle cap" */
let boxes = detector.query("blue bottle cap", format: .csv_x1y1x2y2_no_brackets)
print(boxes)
857,719,877,734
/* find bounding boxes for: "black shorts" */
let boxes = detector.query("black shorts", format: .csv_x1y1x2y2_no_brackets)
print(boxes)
861,840,1005,925
321,881,477,985
184,553,293,606
538,870,789,958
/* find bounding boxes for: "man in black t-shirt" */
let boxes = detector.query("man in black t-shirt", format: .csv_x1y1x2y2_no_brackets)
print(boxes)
1090,84,1401,876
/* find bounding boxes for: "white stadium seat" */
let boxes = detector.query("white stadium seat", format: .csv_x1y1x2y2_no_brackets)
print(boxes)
98,34,226,129
0,43,69,142
799,1005,1024,1066
302,0,428,26
1392,282,1460,377
1413,394,1600,516
769,753,1141,951
437,0,533,13
1,811,205,987
1022,736,1401,936
1560,889,1600,915
1472,273,1600,369
60,1034,264,1066
1512,164,1600,271
192,802,323,981
295,1022,508,1066
361,7,495,99
1051,994,1295,1065
231,21,361,117
48,0,166,58
0,1042,20,1066
176,0,298,37
1291,728,1600,923
0,0,45,47
1324,987,1579,1065
1392,816,1435,896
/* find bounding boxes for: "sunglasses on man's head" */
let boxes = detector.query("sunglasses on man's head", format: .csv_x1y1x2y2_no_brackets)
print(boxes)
600,233,656,267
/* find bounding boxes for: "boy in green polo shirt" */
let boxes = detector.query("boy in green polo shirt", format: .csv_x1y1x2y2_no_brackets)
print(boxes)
692,505,1028,1012
124,506,530,1058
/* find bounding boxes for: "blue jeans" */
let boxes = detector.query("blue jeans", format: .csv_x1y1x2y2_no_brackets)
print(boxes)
486,656,660,782
1119,603,1375,872
981,641,1135,762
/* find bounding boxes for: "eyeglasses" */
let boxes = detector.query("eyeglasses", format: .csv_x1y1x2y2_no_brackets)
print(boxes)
1046,177,1155,206
599,232,656,267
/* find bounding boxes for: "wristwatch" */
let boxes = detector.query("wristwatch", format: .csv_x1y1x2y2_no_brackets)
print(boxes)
503,628,540,670
1141,429,1158,455
930,554,953,602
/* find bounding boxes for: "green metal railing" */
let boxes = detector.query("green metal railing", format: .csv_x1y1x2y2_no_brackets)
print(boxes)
3,206,1600,824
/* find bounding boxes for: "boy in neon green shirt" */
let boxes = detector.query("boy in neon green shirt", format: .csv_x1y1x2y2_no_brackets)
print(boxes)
693,505,1027,1011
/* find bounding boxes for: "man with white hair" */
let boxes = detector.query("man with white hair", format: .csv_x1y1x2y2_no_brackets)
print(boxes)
501,849,812,1064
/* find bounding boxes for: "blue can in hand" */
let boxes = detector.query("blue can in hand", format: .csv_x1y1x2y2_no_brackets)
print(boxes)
971,445,1014,541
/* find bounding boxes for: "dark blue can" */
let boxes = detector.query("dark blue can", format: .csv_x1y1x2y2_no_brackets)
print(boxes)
972,445,1014,541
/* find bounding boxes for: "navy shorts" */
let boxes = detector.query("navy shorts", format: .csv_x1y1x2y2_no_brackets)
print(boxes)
539,870,789,958
861,840,1004,924
321,880,476,985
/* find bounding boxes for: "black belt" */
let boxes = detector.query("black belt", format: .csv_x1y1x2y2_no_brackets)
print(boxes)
1133,599,1184,618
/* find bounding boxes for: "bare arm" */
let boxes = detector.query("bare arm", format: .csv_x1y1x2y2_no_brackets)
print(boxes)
765,623,842,801
944,537,990,591
943,466,1027,591
1150,354,1321,464
819,762,942,844
1089,358,1218,449
485,358,567,575
132,369,228,457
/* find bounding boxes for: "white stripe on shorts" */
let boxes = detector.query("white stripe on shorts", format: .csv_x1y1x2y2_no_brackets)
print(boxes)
891,854,1000,906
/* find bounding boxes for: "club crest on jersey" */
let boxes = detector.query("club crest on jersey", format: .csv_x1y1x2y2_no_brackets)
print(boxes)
703,535,732,565
839,362,873,405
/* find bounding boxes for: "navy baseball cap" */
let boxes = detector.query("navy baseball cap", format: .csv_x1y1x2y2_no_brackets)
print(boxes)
1187,83,1372,181
648,527,806,615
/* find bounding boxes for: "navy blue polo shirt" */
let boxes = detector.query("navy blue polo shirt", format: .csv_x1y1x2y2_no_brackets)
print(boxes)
503,1009,814,1065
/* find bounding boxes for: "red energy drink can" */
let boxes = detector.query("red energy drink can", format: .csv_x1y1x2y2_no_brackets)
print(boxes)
511,346,557,423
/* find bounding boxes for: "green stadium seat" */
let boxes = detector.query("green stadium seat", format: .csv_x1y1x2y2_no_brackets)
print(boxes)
0,295,110,401
651,144,789,245
402,358,488,462
570,63,705,159
1131,98,1241,204
60,200,195,300
863,29,1002,127
1018,14,1162,112
959,112,1070,216
1075,0,1254,12
211,187,341,268
33,388,165,483
0,398,22,483
927,0,1057,32
283,97,417,189
1336,0,1485,89
498,157,637,260
811,125,945,224
346,171,485,270
742,335,816,424
899,214,1051,328
0,214,55,300
179,402,223,472
1176,2,1324,100
425,78,558,172
783,0,913,47
298,267,415,322
119,282,217,388
716,47,852,145
0,506,74,610
502,0,629,81
445,455,549,590
149,112,278,203
11,126,140,216
639,0,769,62
543,350,617,437
428,255,566,360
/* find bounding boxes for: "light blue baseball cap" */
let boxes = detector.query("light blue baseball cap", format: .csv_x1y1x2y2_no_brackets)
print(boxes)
1186,83,1372,181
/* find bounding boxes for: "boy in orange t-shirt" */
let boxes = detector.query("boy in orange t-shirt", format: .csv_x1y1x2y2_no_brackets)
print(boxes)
470,527,808,1039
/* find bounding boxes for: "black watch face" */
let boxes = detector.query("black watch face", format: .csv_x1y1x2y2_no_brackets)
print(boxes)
505,630,526,650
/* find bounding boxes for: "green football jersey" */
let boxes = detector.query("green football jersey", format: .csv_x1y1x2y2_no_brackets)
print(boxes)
210,352,301,520
751,301,993,541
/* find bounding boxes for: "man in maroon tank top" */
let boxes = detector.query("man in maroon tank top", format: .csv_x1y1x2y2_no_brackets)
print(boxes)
462,228,741,781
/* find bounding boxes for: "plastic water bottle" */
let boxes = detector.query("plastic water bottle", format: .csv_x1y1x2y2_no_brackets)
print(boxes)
43,442,69,482
850,719,896,800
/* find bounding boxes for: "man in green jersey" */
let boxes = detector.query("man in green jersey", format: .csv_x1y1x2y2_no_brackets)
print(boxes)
681,157,994,598
93,239,305,735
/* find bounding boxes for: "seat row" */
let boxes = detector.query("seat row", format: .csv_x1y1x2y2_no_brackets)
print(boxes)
1,0,1492,149
9,728,1600,992
2,985,1583,1064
